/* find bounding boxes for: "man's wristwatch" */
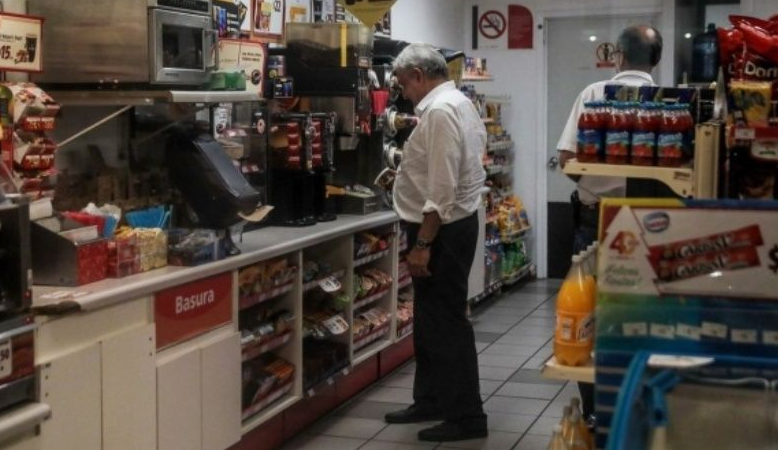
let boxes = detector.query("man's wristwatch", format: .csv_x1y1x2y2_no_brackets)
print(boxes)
414,238,432,250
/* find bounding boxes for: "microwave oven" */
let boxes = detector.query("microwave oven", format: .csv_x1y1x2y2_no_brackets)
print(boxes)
28,0,217,87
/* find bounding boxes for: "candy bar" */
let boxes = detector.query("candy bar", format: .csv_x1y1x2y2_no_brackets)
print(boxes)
655,246,761,283
649,224,763,263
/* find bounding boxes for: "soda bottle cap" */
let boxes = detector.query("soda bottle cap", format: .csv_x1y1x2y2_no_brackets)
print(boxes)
563,405,572,416
570,411,581,422
571,397,581,407
572,254,583,264
553,424,563,434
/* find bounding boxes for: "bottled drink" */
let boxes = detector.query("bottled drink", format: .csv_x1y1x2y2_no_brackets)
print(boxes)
631,102,660,166
581,246,597,308
555,256,595,366
560,405,573,439
577,101,606,163
566,411,590,450
657,104,693,167
605,102,633,165
547,424,569,450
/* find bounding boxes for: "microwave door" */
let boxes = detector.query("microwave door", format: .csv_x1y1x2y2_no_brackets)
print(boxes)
150,9,216,85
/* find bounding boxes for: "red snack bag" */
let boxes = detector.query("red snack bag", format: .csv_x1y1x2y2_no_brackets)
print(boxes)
648,224,763,264
718,26,744,79
737,20,778,66
654,245,761,283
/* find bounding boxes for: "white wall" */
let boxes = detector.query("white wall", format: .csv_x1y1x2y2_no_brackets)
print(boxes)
391,0,466,49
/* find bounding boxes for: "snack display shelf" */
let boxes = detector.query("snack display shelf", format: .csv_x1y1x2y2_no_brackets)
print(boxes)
541,355,595,384
243,381,294,421
397,276,412,290
241,381,294,422
469,280,503,305
500,226,532,243
353,323,391,352
241,394,299,434
503,263,533,285
353,288,390,310
303,269,346,292
239,281,295,310
563,158,694,198
241,331,293,362
352,338,392,366
397,322,414,340
354,249,391,268
487,141,514,152
304,364,351,398
462,74,494,82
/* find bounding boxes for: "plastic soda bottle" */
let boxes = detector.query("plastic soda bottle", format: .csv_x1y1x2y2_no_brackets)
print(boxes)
560,405,573,438
547,424,569,450
566,411,590,450
554,256,595,366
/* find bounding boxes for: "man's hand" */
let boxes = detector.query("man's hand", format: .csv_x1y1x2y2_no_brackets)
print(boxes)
407,247,431,278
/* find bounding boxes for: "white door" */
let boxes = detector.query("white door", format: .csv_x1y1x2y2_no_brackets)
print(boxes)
544,13,660,277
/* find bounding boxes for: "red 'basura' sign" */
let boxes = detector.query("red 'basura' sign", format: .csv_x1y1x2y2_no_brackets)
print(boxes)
508,5,533,49
155,272,233,349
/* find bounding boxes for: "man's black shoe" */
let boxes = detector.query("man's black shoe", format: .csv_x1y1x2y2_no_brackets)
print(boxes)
384,404,443,424
417,420,488,442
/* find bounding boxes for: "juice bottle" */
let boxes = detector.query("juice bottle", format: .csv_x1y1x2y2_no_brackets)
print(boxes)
581,247,597,309
560,405,573,438
547,424,569,450
577,101,605,163
604,102,633,165
657,104,690,167
678,103,695,162
555,256,595,366
631,102,660,166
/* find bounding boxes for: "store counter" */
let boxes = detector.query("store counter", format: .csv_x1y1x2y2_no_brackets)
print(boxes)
5,211,411,450
32,211,399,313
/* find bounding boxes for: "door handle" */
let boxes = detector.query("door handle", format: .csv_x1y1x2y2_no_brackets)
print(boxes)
548,156,559,170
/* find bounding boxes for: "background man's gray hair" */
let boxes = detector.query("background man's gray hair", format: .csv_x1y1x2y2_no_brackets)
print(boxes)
393,43,449,80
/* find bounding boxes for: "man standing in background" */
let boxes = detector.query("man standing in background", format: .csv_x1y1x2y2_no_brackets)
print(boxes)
557,24,663,423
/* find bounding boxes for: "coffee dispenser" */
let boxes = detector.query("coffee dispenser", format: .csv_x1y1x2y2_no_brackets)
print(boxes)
268,112,336,226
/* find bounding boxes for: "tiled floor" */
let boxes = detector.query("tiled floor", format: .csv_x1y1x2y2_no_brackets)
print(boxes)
281,278,575,450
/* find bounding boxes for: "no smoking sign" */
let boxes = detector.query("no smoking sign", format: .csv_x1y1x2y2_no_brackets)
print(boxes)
479,10,506,39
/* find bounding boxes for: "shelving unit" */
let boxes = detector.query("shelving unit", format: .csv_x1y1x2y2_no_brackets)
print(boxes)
462,74,495,82
542,356,595,384
563,159,695,197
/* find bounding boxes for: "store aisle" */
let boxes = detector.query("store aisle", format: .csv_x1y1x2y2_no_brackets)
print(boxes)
280,278,576,450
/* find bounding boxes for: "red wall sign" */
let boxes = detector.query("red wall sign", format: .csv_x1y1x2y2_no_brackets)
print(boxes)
508,5,533,49
155,272,233,349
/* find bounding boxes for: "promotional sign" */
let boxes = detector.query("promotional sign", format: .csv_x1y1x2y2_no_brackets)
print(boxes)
472,4,533,50
336,0,396,27
213,0,244,38
253,0,285,37
155,272,233,349
239,0,253,33
218,39,268,95
0,13,43,73
286,0,311,23
314,0,336,22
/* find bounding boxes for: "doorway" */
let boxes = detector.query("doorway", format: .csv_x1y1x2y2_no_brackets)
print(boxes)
543,13,660,278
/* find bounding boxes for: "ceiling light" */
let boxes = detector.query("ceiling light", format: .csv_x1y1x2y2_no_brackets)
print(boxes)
684,32,692,39
589,35,597,42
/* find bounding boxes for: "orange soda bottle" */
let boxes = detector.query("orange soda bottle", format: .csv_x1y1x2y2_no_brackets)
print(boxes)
554,255,595,366
547,424,568,450
566,411,590,450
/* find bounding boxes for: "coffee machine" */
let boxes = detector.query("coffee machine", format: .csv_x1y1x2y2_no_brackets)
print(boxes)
0,193,37,414
268,112,337,226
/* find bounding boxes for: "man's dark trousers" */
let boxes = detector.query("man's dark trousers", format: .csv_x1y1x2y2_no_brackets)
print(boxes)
406,213,485,422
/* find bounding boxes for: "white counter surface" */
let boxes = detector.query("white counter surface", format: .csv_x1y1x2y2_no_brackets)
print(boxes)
33,212,399,314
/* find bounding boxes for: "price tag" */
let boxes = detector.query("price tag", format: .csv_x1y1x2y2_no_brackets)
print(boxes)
701,322,728,339
0,339,12,379
731,329,758,344
734,127,756,141
318,276,342,293
675,323,701,341
648,354,714,369
650,323,675,339
763,331,778,346
622,322,648,337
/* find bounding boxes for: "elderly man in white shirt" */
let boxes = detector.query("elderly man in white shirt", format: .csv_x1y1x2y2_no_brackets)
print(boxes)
384,43,488,442
556,24,663,425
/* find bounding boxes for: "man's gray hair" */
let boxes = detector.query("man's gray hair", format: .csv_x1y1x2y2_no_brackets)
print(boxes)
393,43,449,80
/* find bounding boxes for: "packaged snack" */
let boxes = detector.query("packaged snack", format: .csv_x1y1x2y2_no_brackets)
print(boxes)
730,80,772,126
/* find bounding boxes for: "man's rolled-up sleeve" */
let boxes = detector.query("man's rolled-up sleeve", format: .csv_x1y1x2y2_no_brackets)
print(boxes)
422,108,462,223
